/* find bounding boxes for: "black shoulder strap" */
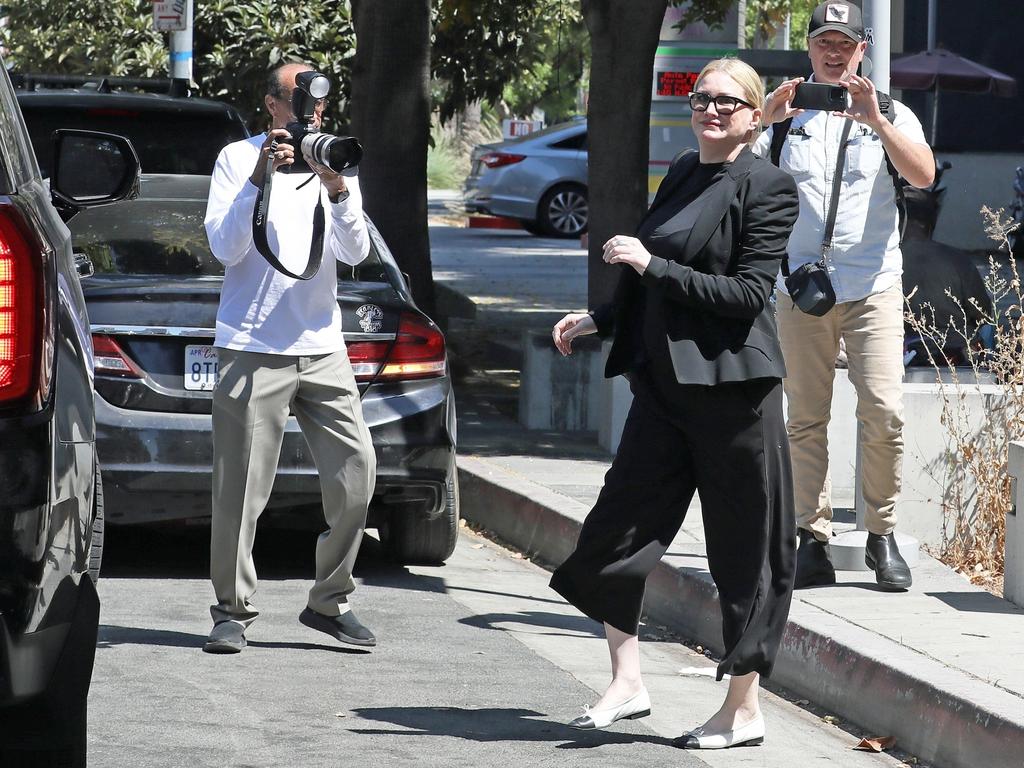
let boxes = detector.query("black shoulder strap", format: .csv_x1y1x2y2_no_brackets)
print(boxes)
251,154,325,281
769,117,793,167
875,90,908,242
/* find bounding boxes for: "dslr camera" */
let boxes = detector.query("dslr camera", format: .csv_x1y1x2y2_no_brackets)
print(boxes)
279,71,362,174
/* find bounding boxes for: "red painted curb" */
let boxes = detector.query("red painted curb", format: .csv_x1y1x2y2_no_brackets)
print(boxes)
467,215,523,230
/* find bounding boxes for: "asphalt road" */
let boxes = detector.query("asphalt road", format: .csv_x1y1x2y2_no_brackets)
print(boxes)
90,524,903,768
91,526,691,768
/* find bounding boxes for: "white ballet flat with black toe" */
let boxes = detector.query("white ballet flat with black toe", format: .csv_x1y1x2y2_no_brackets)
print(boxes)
567,687,652,730
673,715,765,749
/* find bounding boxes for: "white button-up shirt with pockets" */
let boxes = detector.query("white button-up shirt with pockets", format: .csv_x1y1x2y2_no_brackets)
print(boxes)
753,98,928,304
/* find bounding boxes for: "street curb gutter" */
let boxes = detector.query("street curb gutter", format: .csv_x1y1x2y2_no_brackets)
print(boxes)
458,455,1024,768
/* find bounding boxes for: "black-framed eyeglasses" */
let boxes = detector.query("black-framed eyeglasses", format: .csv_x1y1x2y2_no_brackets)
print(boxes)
688,91,755,115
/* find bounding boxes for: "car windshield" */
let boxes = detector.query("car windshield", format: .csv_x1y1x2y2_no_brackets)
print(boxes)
71,188,391,283
21,105,246,176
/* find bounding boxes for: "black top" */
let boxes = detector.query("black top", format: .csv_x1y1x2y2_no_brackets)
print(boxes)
633,162,728,379
591,147,800,386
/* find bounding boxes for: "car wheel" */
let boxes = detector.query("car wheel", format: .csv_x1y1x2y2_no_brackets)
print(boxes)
383,471,460,565
538,184,588,238
88,468,104,584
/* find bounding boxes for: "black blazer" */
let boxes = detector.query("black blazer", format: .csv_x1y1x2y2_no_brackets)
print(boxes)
592,146,799,386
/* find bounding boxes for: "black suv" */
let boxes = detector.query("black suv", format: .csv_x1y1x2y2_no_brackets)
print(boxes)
14,74,249,176
0,65,141,763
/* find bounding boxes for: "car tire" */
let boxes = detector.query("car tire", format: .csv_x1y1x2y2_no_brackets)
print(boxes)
384,471,460,565
88,468,104,584
537,184,588,238
519,219,545,236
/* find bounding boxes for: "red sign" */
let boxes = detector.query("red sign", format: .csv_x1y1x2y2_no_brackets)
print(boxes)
656,70,699,98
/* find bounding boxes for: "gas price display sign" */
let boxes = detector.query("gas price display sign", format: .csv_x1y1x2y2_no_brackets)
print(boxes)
654,70,700,100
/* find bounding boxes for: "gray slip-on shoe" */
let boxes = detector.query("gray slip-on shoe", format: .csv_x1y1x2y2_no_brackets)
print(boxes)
299,607,376,647
203,620,246,654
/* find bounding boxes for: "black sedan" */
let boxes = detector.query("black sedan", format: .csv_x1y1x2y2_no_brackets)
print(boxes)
72,174,459,564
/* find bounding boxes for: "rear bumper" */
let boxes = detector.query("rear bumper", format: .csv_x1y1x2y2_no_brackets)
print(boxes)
94,377,456,525
462,187,536,221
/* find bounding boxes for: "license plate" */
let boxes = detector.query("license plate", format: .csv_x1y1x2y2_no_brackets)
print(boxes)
185,345,219,391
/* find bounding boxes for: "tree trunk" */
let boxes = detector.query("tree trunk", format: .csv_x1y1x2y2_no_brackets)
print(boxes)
580,0,668,310
350,0,435,315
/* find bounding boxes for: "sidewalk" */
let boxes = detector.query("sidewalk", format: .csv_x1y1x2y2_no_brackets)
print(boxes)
453,362,1024,768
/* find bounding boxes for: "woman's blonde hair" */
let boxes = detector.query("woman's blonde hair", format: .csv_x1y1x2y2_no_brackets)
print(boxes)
695,58,765,143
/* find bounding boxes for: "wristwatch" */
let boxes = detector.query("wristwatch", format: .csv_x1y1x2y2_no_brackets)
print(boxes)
330,187,350,204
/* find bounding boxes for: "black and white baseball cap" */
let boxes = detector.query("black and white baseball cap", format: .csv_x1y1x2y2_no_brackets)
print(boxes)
808,2,865,42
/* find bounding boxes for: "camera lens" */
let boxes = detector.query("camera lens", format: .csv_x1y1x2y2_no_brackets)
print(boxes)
302,133,363,172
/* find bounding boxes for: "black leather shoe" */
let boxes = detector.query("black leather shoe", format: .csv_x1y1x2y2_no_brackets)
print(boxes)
865,532,912,591
299,607,376,647
794,529,836,589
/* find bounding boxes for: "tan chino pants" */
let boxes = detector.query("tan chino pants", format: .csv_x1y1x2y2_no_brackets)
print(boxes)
776,284,904,541
209,349,376,628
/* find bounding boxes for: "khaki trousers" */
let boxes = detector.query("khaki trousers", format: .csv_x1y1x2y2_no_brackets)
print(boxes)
209,349,376,628
777,284,904,541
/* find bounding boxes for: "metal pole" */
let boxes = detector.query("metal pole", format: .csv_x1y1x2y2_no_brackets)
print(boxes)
169,0,194,83
927,0,937,51
863,0,891,92
927,0,938,144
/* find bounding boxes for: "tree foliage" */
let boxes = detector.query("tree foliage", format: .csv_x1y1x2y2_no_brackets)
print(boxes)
431,0,587,122
0,1,167,76
674,0,819,49
0,0,358,131
0,0,582,128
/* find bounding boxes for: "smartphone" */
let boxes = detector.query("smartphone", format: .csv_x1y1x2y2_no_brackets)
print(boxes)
791,82,850,112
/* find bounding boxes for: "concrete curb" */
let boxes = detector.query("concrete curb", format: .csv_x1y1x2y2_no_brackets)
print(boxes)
458,455,1024,768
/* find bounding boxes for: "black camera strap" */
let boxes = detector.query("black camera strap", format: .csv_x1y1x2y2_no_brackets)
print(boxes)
251,154,325,281
782,118,854,277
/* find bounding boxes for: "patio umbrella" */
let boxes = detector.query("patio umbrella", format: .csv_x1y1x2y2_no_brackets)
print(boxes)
890,48,1018,144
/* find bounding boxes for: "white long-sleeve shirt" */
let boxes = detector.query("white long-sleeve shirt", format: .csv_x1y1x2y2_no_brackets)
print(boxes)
753,99,928,303
204,133,371,354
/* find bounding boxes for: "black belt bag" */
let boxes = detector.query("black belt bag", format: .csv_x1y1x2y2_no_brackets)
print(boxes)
782,118,854,316
785,258,836,316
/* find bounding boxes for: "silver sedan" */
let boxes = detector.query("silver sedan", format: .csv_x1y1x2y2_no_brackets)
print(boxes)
464,119,588,238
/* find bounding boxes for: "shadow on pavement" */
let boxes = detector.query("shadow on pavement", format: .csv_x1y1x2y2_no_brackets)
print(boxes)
458,610,605,638
101,525,397,581
347,706,675,749
97,625,203,649
925,591,1024,615
96,624,371,654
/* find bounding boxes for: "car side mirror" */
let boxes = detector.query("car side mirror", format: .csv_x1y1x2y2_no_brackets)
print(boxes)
50,129,141,221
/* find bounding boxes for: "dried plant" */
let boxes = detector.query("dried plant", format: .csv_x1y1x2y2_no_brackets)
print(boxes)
903,207,1023,591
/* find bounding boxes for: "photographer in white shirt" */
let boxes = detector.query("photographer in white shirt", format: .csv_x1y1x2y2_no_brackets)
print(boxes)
201,62,376,654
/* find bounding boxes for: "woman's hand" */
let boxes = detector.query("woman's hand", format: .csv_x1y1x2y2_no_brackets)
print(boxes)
552,313,597,356
763,77,805,125
603,235,651,275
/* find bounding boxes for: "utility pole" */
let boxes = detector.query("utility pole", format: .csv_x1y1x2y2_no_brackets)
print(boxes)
168,0,194,84
862,0,891,92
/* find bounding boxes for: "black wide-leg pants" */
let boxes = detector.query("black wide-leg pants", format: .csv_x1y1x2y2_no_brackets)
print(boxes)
550,376,796,680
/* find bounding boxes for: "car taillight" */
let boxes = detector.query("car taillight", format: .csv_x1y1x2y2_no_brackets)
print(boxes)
0,207,42,405
347,312,446,383
480,152,526,169
91,334,143,378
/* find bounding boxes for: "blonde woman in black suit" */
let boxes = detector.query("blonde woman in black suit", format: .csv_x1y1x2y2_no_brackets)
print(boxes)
550,58,799,750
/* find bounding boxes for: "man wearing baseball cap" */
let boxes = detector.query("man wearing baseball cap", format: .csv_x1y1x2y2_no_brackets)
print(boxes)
754,2,935,591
